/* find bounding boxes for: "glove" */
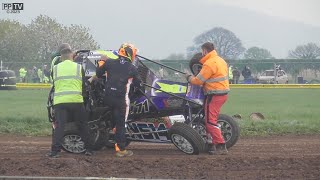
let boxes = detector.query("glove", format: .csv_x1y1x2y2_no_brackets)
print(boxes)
184,73,193,82
98,60,106,67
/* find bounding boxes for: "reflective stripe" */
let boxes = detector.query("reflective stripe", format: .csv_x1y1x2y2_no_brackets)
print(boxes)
55,76,82,81
76,64,81,77
205,76,228,83
53,65,58,80
196,74,207,82
54,91,82,96
205,89,230,95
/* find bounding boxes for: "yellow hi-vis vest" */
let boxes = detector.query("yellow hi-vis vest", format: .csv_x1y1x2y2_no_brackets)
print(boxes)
53,60,83,105
229,66,233,79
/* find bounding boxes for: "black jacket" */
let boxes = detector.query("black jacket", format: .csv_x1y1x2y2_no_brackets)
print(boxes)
96,57,141,97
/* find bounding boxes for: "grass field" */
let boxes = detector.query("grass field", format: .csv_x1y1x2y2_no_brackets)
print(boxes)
0,89,319,136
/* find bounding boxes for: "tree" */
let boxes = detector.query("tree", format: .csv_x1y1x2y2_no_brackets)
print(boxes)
289,43,320,59
0,19,27,69
0,15,100,68
27,15,100,63
187,27,245,60
244,47,274,60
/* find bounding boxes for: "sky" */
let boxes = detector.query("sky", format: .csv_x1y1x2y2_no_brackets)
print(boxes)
1,0,320,59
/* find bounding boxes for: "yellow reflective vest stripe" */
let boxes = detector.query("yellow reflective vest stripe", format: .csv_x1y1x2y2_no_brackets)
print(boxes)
53,60,83,105
96,50,118,59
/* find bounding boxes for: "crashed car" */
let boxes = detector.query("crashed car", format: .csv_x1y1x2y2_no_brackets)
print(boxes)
47,50,240,155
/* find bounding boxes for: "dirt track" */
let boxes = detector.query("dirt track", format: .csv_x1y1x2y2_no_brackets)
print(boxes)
0,135,319,179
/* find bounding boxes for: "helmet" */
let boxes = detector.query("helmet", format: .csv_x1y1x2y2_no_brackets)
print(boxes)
118,43,138,62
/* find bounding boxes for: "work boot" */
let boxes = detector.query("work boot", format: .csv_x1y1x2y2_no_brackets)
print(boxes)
46,151,59,158
215,143,228,155
116,150,133,157
208,144,216,155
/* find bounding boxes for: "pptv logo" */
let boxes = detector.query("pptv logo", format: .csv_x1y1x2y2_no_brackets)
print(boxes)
2,3,24,13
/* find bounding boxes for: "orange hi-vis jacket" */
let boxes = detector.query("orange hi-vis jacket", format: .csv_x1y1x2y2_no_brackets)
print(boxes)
189,50,230,95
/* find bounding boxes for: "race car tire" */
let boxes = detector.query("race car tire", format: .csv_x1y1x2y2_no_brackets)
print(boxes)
189,53,203,75
61,122,108,153
168,122,205,155
192,114,240,149
61,122,86,153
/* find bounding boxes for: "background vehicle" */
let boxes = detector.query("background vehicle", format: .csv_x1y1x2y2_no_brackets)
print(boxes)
256,66,289,84
47,50,240,155
0,70,16,90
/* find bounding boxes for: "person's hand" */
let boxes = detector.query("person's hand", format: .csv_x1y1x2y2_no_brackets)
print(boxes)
88,75,97,83
184,73,193,82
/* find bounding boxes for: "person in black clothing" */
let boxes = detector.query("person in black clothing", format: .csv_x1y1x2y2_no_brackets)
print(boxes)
96,43,141,157
242,66,252,80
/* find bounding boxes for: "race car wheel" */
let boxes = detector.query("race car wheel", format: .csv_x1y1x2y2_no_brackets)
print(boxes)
61,122,86,153
61,122,108,153
189,53,203,75
192,114,240,149
168,122,205,155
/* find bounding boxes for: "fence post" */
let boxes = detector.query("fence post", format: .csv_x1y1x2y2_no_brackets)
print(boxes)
1,60,2,71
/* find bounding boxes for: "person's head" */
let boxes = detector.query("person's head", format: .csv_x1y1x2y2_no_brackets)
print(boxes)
60,48,73,61
57,43,71,55
118,43,138,62
201,42,215,56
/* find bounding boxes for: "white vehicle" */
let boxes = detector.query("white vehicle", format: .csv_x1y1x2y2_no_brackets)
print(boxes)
257,69,289,84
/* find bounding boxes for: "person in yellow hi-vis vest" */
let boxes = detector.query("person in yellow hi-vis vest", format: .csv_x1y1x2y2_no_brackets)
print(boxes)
19,67,27,82
37,68,43,83
228,65,233,84
46,47,93,158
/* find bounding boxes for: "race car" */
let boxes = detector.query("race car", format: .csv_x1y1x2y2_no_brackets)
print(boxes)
47,50,240,155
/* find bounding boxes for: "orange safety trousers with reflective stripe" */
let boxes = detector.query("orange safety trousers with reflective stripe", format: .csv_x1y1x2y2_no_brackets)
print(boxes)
205,94,228,144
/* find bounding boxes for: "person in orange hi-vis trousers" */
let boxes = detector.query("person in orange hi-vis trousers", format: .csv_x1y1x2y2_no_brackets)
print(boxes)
186,42,230,155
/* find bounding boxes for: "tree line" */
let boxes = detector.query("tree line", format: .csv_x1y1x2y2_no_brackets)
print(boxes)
167,27,320,61
0,15,99,69
1,15,320,68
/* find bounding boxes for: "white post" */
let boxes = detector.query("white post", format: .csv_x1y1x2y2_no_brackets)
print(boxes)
0,60,2,71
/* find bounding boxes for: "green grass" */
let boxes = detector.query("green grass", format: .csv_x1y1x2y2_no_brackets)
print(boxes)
222,89,320,135
0,89,319,136
0,89,51,136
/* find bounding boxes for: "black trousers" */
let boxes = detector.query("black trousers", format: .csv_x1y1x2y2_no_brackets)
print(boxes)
52,103,92,152
104,95,129,151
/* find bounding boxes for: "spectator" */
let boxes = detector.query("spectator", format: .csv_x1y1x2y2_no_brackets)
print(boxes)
242,66,251,80
232,67,241,84
228,65,233,84
19,67,27,83
37,67,43,83
32,66,39,83
43,65,50,83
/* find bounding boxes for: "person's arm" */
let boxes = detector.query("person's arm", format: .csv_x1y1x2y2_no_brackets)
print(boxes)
131,66,142,88
96,60,108,78
188,64,214,86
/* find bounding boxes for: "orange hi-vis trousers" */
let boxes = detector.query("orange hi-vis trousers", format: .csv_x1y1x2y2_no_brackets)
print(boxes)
205,94,228,144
